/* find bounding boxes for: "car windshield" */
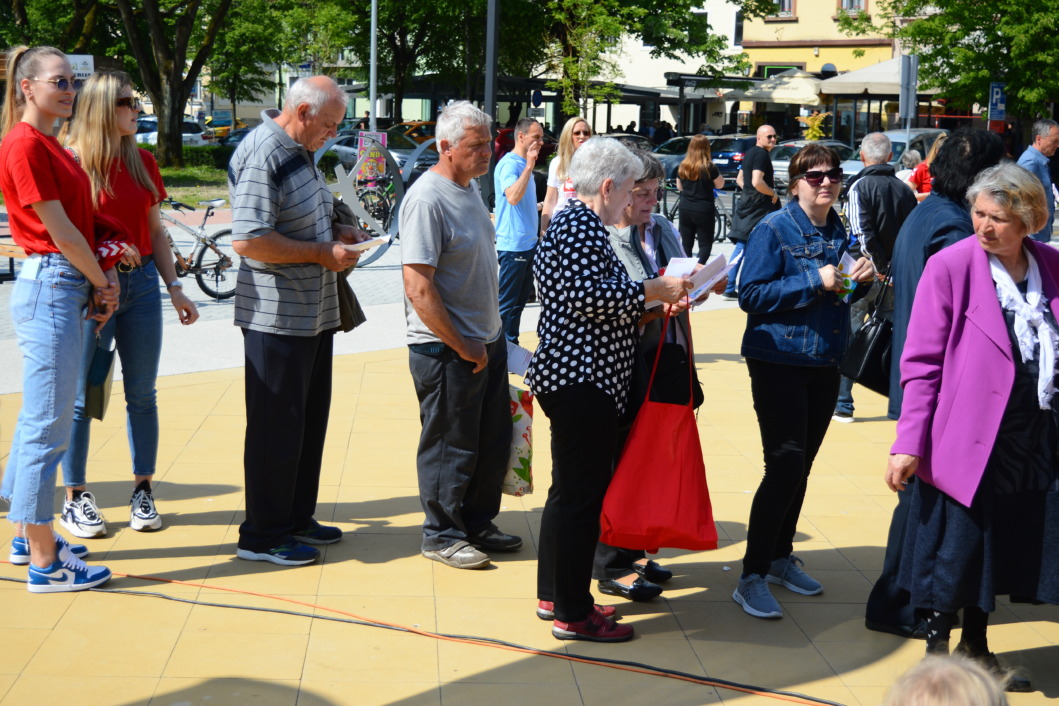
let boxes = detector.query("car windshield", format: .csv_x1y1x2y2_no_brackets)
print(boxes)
383,130,423,151
770,146,800,161
711,138,747,153
889,141,907,162
182,122,202,134
654,138,689,155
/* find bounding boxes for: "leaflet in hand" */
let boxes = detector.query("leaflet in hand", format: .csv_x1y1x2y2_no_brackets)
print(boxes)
836,252,858,302
662,255,735,302
341,236,389,252
506,341,533,376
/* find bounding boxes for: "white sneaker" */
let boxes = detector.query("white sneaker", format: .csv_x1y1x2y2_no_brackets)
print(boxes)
60,492,107,538
130,484,162,531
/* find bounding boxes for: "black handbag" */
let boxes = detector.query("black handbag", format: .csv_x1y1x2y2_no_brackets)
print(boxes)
85,334,116,421
839,272,892,396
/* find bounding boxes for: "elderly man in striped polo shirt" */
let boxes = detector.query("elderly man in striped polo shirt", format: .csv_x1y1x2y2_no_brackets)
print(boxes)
228,76,368,566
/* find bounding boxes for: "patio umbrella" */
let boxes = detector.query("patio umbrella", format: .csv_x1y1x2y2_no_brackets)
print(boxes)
742,69,823,106
818,57,938,96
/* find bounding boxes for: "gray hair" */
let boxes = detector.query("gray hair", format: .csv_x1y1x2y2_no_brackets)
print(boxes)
514,116,539,137
569,137,641,196
901,149,922,169
860,132,891,164
631,148,665,183
285,77,348,116
966,162,1049,234
436,101,492,147
1032,118,1059,141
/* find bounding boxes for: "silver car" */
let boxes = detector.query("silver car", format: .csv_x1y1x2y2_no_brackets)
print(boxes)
838,128,949,184
772,140,857,193
327,131,439,183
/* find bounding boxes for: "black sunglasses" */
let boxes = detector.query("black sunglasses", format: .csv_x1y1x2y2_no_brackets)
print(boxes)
799,167,843,187
33,76,83,92
116,97,142,110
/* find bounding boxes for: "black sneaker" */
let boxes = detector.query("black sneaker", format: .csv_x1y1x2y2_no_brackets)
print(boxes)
293,520,343,545
468,525,522,552
236,543,320,566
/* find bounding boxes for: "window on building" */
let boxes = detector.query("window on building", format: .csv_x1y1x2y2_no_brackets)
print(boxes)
839,0,865,11
734,11,743,45
772,0,794,17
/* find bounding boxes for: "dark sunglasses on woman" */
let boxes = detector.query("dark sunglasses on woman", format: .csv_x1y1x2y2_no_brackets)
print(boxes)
800,168,843,187
116,97,142,111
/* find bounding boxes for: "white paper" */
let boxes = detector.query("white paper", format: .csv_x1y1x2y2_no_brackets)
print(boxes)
341,236,389,252
506,341,533,376
688,254,733,300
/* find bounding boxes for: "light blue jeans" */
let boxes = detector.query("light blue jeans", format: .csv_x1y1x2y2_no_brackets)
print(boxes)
1,254,91,525
63,260,163,485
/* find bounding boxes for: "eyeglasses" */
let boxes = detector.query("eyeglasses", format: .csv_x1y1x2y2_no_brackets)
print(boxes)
573,130,592,136
798,167,843,187
632,188,663,201
116,97,142,111
765,134,778,141
32,76,83,92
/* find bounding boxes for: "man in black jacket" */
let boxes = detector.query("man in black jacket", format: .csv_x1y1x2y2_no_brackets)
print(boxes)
832,133,917,423
723,124,781,300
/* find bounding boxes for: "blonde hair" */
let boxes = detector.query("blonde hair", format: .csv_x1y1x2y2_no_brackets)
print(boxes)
63,71,158,208
883,655,1009,706
966,162,1049,234
2,45,67,137
923,133,948,166
555,116,591,182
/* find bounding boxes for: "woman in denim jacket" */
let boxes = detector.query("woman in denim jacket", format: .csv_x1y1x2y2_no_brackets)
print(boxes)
733,143,875,619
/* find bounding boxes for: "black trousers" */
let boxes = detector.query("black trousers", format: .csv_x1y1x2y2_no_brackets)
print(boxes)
537,383,619,622
409,339,511,551
239,329,333,552
743,358,839,577
678,203,717,264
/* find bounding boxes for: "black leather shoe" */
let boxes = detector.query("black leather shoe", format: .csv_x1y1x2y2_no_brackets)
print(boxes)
954,642,1033,693
865,618,928,640
468,525,522,552
597,577,663,602
631,559,673,584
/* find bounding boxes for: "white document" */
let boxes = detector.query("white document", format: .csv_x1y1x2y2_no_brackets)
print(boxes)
506,341,533,376
341,236,389,252
689,254,734,300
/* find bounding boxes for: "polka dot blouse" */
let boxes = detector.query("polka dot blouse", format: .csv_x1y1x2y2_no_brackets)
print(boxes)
526,200,647,414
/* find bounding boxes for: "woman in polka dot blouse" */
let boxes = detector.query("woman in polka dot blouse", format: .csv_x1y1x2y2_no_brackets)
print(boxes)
528,137,692,643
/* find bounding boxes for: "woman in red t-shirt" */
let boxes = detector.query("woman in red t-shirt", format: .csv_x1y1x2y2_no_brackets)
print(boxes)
59,71,200,538
0,46,117,592
909,133,948,203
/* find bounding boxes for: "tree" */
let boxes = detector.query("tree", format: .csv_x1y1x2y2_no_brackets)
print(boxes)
544,0,632,116
838,1,1059,118
207,0,282,116
113,0,234,167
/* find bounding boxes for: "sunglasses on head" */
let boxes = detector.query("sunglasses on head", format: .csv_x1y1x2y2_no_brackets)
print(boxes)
33,76,83,92
116,96,142,110
799,167,843,187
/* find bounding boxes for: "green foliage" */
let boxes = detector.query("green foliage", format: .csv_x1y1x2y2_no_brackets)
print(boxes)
207,0,282,113
838,1,1059,117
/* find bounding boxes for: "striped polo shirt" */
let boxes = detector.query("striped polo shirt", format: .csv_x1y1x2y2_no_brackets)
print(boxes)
228,109,339,336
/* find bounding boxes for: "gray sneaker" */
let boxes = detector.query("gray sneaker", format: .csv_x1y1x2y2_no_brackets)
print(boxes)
767,554,823,595
733,574,782,619
422,540,491,569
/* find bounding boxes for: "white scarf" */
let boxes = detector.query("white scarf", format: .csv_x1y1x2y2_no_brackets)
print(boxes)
988,249,1059,409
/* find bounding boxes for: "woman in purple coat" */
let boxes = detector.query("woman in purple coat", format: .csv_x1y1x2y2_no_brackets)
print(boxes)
887,163,1059,692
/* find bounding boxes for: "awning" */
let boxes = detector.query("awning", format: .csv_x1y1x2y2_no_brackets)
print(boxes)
742,69,822,106
818,58,939,97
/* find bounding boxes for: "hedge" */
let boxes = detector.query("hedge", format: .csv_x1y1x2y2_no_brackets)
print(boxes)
140,144,340,179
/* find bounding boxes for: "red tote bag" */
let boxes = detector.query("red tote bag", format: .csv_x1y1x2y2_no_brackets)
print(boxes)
599,309,718,552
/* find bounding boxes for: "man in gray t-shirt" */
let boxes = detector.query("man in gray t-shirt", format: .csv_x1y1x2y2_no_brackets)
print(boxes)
401,101,518,569
229,76,366,567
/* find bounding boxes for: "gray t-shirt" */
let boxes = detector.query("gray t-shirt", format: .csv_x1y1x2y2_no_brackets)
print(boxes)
228,109,339,336
400,169,502,345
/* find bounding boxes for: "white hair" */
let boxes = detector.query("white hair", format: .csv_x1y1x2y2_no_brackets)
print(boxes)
285,77,348,117
860,132,892,164
435,101,491,147
569,137,641,196
1032,118,1058,141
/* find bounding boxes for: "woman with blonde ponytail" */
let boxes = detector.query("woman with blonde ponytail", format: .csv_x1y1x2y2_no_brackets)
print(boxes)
57,71,199,539
0,46,117,593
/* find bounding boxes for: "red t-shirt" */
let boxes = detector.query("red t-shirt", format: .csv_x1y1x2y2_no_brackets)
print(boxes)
909,160,932,194
97,149,167,255
0,122,94,255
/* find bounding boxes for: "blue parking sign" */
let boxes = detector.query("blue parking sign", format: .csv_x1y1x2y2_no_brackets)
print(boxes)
989,83,1006,121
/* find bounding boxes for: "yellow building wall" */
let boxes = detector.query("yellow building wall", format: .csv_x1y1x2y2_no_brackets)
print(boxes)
745,45,892,74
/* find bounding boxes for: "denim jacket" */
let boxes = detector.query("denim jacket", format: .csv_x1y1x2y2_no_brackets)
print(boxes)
739,198,868,366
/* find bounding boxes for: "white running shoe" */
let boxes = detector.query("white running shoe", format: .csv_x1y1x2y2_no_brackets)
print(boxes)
60,491,107,538
130,484,162,531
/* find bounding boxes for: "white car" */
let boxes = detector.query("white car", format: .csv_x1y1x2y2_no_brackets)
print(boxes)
838,128,948,185
135,117,208,147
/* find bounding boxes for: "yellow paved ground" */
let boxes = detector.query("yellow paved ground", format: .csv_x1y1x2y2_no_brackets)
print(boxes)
2,308,1058,706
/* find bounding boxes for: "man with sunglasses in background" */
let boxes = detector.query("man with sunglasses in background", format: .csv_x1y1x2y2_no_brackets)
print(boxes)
832,133,917,423
725,124,781,300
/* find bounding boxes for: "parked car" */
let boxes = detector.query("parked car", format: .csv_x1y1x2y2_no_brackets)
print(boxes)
493,127,558,162
771,139,857,193
652,136,693,179
838,128,949,185
219,127,252,147
708,134,758,184
204,116,247,140
391,121,436,143
326,130,439,183
135,116,208,147
607,132,655,152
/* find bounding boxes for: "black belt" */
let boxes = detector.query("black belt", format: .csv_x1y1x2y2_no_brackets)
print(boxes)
117,253,154,273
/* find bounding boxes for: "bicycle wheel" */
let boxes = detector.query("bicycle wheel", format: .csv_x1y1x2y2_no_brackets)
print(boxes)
358,189,392,233
194,229,240,300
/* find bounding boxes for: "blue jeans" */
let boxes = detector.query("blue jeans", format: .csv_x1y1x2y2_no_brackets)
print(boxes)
1,254,91,524
723,241,746,296
63,261,163,485
497,249,535,344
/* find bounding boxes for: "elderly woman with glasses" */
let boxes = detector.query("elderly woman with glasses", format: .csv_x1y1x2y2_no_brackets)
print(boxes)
885,163,1059,692
733,143,874,620
528,137,691,643
56,71,199,539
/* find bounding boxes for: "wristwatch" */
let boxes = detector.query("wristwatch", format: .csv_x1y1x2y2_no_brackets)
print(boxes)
166,280,183,290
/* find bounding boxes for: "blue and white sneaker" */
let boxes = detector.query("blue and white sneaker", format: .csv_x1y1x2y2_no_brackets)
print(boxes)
236,543,320,566
733,573,783,619
60,491,107,538
27,553,111,594
767,554,823,596
9,534,89,566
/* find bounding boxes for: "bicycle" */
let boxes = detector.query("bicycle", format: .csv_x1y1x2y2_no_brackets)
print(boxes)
159,198,240,300
355,173,395,232
662,180,732,245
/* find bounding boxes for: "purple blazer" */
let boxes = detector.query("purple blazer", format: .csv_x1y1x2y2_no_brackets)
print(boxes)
892,236,1059,507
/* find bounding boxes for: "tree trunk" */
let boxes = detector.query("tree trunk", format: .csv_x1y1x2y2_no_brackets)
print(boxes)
155,72,186,168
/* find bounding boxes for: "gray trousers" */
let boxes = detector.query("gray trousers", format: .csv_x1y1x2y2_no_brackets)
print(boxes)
409,338,511,551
